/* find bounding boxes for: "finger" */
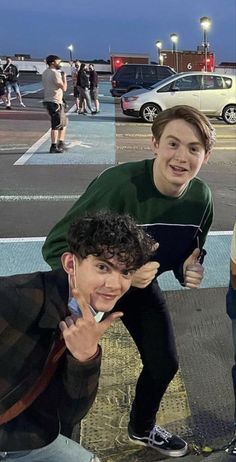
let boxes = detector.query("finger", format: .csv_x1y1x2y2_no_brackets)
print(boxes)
191,248,201,262
72,288,93,320
98,311,123,335
59,320,68,333
64,316,75,328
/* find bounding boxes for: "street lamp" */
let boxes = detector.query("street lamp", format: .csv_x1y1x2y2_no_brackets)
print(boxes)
200,16,211,72
170,33,178,72
155,40,162,65
67,44,74,62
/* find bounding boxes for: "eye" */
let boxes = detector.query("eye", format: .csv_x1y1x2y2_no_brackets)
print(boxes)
121,269,135,278
168,141,177,148
97,263,109,272
190,145,201,155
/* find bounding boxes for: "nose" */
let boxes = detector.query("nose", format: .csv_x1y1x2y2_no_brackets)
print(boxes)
173,145,187,162
104,271,122,290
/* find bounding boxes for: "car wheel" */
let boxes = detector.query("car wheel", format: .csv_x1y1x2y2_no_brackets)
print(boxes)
222,105,236,125
141,103,161,123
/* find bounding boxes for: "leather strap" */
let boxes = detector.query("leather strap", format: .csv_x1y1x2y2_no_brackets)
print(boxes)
0,336,66,425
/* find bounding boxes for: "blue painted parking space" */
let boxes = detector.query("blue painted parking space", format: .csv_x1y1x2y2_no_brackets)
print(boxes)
24,104,116,165
15,82,116,166
0,234,231,291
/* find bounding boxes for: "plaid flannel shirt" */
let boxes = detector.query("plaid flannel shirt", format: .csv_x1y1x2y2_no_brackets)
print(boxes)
0,269,101,451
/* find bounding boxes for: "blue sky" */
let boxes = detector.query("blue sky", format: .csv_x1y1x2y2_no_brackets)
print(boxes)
1,0,235,64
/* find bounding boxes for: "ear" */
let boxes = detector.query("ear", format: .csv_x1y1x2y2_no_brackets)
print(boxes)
61,252,74,275
203,150,211,164
151,136,160,156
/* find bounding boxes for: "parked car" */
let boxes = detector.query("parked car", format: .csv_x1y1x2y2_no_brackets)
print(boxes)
121,72,236,124
110,64,176,97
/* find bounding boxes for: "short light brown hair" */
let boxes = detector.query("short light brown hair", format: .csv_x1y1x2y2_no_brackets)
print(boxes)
151,105,216,153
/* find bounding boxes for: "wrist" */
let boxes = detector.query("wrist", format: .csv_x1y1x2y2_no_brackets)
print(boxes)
73,345,100,363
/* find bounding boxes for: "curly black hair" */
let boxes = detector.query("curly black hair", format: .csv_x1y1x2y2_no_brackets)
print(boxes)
67,210,156,270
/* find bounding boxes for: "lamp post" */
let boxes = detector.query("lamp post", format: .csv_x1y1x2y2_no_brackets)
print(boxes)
200,16,211,71
155,40,162,65
67,44,74,62
170,33,178,72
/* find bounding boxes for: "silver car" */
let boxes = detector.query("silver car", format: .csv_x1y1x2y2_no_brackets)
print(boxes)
121,72,236,124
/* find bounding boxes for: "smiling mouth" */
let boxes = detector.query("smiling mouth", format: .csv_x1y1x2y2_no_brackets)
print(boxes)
170,165,188,173
98,293,119,300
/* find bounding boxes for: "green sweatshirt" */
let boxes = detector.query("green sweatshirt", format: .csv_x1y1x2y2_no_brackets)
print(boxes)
42,159,213,283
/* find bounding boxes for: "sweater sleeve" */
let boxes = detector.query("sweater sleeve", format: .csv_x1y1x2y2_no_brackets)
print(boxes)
57,347,102,437
42,170,126,269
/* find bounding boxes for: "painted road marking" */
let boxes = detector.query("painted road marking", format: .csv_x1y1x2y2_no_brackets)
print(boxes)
14,104,76,165
14,101,116,166
0,195,80,202
0,233,232,290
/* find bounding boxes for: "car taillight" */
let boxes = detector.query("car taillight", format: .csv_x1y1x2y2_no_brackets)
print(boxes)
112,80,117,88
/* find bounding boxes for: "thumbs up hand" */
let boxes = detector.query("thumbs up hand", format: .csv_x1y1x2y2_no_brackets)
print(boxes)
183,248,204,288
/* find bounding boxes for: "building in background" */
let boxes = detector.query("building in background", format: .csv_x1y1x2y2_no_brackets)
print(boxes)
110,53,150,73
160,49,215,72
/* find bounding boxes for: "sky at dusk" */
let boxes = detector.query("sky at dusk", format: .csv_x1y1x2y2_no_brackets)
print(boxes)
1,0,235,64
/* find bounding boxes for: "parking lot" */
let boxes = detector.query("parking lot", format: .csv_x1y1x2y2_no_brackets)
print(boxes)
0,73,236,461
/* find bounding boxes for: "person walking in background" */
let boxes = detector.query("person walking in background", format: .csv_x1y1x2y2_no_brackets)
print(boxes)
0,210,155,462
42,105,216,457
71,60,81,112
77,63,96,115
89,64,100,113
42,55,68,153
3,57,26,109
225,222,236,456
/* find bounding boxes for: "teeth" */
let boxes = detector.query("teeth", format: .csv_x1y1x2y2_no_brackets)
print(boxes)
172,166,185,171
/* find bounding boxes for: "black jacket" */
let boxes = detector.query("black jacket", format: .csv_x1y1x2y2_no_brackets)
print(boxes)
77,69,90,89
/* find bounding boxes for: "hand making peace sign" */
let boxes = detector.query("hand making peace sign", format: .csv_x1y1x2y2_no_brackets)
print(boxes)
59,288,123,362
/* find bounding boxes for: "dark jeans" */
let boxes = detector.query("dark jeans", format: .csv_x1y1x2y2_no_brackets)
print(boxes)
226,283,236,423
114,280,178,433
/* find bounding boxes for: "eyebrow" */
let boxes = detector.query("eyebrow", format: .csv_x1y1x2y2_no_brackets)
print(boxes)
166,135,203,146
96,258,133,272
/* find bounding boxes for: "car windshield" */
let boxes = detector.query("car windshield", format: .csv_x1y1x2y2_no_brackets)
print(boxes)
149,74,178,89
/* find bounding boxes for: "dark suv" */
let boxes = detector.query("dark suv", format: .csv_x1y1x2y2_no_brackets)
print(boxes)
110,64,176,97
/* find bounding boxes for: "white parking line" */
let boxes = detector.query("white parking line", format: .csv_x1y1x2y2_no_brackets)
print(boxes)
0,194,80,201
0,231,232,242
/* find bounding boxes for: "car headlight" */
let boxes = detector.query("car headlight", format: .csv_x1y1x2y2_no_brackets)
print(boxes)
123,96,139,102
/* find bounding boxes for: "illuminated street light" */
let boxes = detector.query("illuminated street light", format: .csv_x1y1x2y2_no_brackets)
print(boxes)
200,16,211,71
170,33,179,72
67,44,74,62
155,40,162,65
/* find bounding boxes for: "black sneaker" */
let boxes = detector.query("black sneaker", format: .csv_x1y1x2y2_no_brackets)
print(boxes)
225,435,236,455
49,145,64,153
5,105,11,110
57,142,69,151
128,424,188,457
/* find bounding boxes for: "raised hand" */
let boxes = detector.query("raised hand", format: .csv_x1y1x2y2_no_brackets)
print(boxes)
183,248,204,289
131,261,160,288
59,288,123,362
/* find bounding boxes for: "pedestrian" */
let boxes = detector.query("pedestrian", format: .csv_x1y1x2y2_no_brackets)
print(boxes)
0,65,7,108
89,64,99,113
42,55,68,153
3,57,26,109
71,60,81,112
0,210,155,462
42,105,216,457
77,63,96,115
225,222,236,456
